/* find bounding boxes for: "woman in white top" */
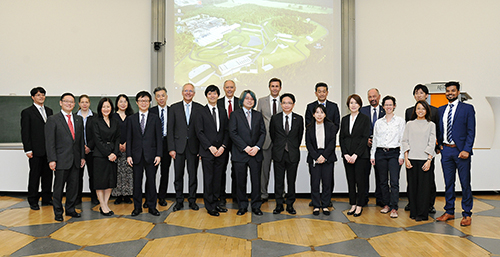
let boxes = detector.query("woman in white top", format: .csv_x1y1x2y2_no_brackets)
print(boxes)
371,95,405,218
402,100,436,221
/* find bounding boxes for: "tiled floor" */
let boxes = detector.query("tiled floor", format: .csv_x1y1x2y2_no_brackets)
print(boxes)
1,194,500,256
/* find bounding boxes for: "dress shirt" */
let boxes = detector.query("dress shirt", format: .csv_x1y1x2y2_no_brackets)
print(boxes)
224,96,235,112
370,106,380,124
184,100,192,123
269,95,280,115
282,112,292,131
33,103,47,122
442,99,459,145
349,113,358,134
208,104,220,132
76,109,93,146
316,122,325,149
157,105,168,136
61,110,75,131
370,115,405,159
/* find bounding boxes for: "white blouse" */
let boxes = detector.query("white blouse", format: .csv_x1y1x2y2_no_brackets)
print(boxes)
370,115,406,159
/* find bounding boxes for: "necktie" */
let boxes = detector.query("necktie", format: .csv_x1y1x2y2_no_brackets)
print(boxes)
186,103,190,125
66,114,75,140
160,108,165,137
40,107,47,122
212,107,217,125
273,99,277,115
140,113,146,134
372,108,377,129
322,102,326,107
447,104,454,143
246,111,252,129
228,100,233,118
285,115,289,152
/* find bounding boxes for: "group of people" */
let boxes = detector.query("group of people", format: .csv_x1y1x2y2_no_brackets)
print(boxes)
21,79,475,226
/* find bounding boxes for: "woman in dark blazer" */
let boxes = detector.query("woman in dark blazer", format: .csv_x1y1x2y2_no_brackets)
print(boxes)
90,97,120,216
306,104,337,216
339,94,370,217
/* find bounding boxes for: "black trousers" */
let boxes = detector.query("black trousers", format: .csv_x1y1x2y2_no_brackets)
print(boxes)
173,151,199,204
201,155,225,211
233,157,262,209
132,156,159,210
406,158,436,209
408,159,434,219
274,151,298,206
376,148,402,210
27,155,52,205
78,152,96,201
309,160,333,208
363,153,382,205
220,150,236,202
344,158,368,206
53,164,79,216
157,139,172,200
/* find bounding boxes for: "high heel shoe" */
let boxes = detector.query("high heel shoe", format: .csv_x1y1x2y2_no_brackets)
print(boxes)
347,209,355,215
353,208,363,217
100,207,113,216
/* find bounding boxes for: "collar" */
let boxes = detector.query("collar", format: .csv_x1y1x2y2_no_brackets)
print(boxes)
33,102,44,109
225,96,234,102
183,100,192,106
449,99,459,106
139,110,148,116
61,110,72,116
76,109,93,116
269,95,279,101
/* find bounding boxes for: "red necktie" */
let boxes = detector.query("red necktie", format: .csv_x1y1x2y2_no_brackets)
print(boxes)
228,100,233,118
67,114,75,140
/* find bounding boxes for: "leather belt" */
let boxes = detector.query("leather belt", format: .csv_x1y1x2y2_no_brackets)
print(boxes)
377,147,400,152
443,143,456,148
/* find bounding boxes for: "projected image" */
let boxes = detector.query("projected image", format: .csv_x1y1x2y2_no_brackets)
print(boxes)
170,0,335,92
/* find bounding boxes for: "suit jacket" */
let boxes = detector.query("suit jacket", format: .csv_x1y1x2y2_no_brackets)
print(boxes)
228,108,266,162
45,112,85,170
195,105,230,159
21,104,53,156
150,105,169,151
167,101,202,154
257,95,282,149
269,112,304,162
437,101,476,154
89,117,120,158
304,100,340,134
126,112,163,163
339,113,371,159
305,121,338,163
360,105,385,136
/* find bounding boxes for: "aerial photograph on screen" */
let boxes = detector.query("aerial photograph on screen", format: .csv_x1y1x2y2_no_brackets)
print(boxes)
170,0,334,91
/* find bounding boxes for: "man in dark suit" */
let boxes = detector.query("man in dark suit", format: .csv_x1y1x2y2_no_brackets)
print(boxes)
304,82,340,206
360,88,385,207
270,93,304,215
229,90,266,216
127,91,163,216
436,81,476,227
21,87,54,210
149,86,171,207
257,78,282,203
45,93,85,221
216,79,240,205
168,83,202,211
404,84,439,213
196,85,230,216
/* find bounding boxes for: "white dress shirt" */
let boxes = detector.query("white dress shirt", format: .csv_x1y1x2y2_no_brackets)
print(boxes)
316,122,325,149
33,103,47,122
224,96,235,111
158,105,168,136
282,112,292,131
269,95,280,115
442,99,459,145
61,110,75,131
349,113,358,134
371,115,406,159
208,104,220,132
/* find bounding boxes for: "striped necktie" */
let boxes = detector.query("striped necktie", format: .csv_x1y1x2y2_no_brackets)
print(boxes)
447,104,454,143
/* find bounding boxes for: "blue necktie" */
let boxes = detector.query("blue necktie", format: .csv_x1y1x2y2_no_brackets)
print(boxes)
447,104,454,143
372,108,377,129
160,108,165,137
185,103,190,125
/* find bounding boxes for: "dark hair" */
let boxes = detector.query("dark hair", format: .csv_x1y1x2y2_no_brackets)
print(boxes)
444,81,460,91
306,104,331,128
382,95,396,106
239,90,257,108
205,85,220,97
280,93,295,104
97,97,114,118
60,92,75,101
413,84,429,95
115,94,134,116
153,87,167,95
268,77,282,87
315,82,328,92
346,94,363,109
410,100,432,121
136,91,151,102
78,94,90,110
30,87,46,97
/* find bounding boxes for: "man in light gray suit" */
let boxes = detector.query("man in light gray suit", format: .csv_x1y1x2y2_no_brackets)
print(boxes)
45,93,85,222
257,78,282,202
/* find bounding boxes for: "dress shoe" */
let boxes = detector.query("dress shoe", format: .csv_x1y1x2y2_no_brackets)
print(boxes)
100,207,113,216
131,208,142,216
66,212,81,218
158,198,168,206
309,201,313,207
208,210,220,216
143,202,149,208
322,208,330,216
347,210,355,215
404,203,410,211
216,205,228,213
114,196,123,205
189,202,199,211
75,199,82,205
173,203,183,212
313,208,320,216
460,216,472,226
219,201,227,208
415,217,422,222
390,209,398,218
252,208,263,216
91,198,99,205
353,208,363,217
286,206,296,215
41,200,53,206
237,208,247,215
123,196,133,204
328,201,333,208
262,198,269,203
436,213,455,222
30,204,40,210
428,206,436,214
148,208,160,216
55,215,64,222
380,205,390,214
273,204,284,214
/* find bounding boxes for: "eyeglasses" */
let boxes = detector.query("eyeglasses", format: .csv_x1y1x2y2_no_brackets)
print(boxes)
183,90,194,93
137,100,150,103
62,100,75,104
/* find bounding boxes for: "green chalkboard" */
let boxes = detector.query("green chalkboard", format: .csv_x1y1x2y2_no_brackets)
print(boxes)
0,96,139,144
